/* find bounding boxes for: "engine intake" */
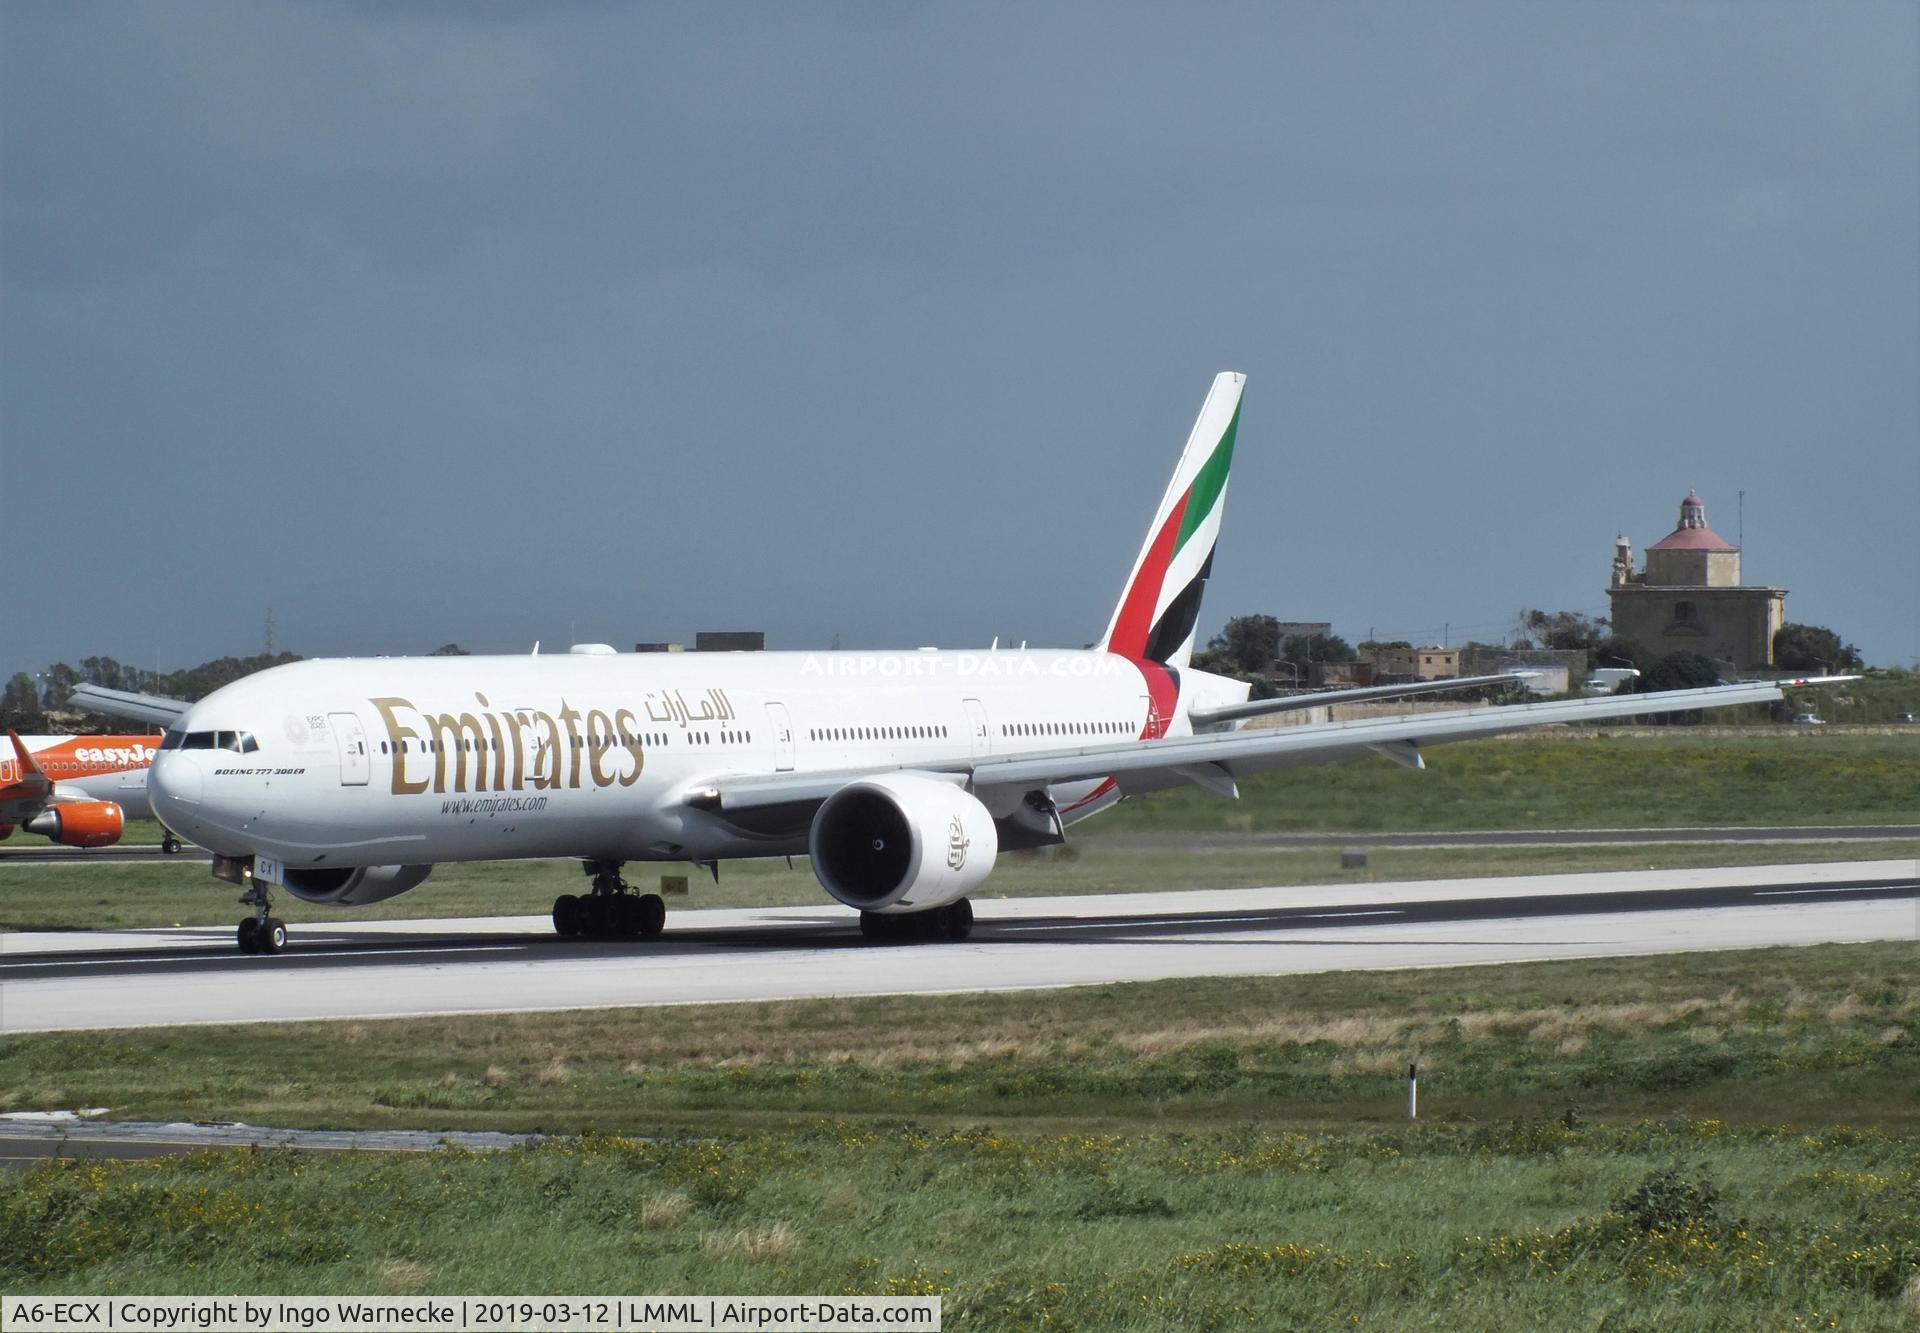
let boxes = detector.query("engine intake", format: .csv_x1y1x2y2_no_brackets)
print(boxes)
809,773,996,913
278,863,434,905
25,801,124,848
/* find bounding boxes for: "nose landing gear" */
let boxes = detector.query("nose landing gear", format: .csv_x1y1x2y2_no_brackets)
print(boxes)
235,879,285,955
553,861,666,941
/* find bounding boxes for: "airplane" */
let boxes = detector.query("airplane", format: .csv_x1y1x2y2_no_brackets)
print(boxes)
83,372,1846,955
0,730,167,848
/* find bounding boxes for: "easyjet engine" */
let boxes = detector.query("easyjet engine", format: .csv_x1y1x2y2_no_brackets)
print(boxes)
276,864,435,906
25,801,124,848
808,773,997,913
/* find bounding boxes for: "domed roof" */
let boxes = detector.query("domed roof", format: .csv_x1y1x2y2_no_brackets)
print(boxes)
1648,489,1736,552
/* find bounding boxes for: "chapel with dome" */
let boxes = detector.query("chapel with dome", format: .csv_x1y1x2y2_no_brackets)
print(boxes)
1607,491,1787,670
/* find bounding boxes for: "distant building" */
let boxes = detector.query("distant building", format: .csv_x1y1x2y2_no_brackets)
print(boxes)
694,631,765,652
634,642,686,653
1608,491,1785,670
1370,645,1459,680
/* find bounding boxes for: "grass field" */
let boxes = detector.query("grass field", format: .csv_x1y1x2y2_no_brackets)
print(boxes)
3,839,1916,932
1090,732,1920,835
3,943,1917,1326
6,1121,1919,1327
5,942,1914,1134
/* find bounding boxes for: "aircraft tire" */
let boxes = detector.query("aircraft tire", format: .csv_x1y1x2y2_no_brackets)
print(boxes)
859,911,888,942
637,893,666,937
162,834,182,855
236,918,260,954
552,894,583,937
612,894,642,938
944,897,974,941
262,918,287,953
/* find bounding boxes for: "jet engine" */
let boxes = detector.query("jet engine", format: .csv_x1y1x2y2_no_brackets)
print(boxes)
808,773,996,913
24,801,124,848
276,863,435,905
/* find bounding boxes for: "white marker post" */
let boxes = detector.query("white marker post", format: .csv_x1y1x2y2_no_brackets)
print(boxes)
1408,1062,1418,1120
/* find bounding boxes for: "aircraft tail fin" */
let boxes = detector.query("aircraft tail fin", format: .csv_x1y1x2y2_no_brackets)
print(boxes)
1099,372,1244,667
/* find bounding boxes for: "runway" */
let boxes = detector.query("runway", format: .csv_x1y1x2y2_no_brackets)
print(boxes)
2,823,1917,865
2,859,1912,1034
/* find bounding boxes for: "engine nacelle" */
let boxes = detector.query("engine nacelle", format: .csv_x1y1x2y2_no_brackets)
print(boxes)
0,823,12,841
277,863,435,905
808,773,996,913
25,801,124,848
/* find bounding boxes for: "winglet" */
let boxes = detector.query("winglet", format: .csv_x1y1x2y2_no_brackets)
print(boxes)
4,731,50,794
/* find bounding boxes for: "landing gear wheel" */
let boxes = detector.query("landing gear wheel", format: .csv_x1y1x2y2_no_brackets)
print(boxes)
261,918,287,953
944,897,974,941
237,918,260,954
611,894,642,939
161,834,182,855
636,893,666,937
553,893,583,937
581,895,610,937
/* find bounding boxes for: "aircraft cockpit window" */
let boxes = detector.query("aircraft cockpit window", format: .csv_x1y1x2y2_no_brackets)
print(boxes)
160,730,185,750
179,731,215,750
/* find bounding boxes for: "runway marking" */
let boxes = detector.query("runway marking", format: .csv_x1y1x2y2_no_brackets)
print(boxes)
1754,884,1917,897
1,944,531,969
995,908,1406,933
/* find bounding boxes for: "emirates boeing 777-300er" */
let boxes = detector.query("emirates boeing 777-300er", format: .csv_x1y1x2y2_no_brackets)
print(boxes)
77,373,1847,954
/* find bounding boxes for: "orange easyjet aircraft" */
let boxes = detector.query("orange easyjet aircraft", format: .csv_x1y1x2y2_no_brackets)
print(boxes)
1,731,169,849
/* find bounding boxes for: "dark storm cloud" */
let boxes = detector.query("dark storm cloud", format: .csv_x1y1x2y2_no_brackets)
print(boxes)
4,2,1914,672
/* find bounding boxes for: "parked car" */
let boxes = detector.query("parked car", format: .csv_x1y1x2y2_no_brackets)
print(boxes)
1897,712,1916,724
1789,712,1826,726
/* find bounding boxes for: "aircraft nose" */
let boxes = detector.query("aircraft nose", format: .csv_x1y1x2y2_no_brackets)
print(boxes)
148,750,203,817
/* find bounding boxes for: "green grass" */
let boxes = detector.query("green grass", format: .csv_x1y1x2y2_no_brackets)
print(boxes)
5,942,1914,1135
1090,733,1920,835
5,1114,1917,1326
3,839,1916,932
6,945,1916,1324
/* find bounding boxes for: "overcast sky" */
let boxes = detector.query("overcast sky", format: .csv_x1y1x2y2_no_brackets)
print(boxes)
5,2,1915,678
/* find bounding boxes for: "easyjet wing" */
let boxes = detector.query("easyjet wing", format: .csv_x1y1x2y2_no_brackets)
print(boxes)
68,683,191,728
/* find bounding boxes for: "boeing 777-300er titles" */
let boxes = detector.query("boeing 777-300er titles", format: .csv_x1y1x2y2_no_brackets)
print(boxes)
1,731,168,848
93,372,1845,955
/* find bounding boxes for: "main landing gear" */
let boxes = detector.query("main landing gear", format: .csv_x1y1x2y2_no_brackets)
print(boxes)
552,861,666,941
236,879,285,955
860,897,974,944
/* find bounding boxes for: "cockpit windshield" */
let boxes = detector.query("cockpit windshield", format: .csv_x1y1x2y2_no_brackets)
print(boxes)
160,730,258,753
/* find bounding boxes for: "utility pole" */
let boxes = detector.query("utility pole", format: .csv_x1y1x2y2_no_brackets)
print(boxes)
264,608,276,657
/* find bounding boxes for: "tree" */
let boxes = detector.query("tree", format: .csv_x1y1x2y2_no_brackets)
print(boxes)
430,643,471,656
1513,608,1608,653
1205,615,1282,676
0,672,46,732
1773,623,1863,673
1641,651,1720,693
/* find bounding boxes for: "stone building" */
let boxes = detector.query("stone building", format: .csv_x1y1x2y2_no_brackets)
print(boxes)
1607,491,1785,670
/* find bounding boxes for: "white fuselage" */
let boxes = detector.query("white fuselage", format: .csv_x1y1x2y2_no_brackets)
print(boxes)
148,649,1183,869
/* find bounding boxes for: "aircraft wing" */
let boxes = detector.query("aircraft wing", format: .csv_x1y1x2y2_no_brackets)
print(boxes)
1188,673,1533,726
67,683,190,727
691,676,1842,819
